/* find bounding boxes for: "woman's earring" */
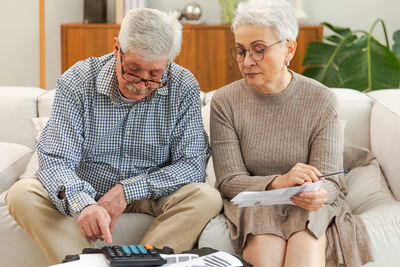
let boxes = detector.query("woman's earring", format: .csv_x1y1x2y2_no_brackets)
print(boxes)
286,60,291,66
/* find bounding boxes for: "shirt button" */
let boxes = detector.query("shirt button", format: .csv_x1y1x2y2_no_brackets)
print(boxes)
126,131,131,135
124,153,129,158
72,203,78,209
121,173,126,177
130,179,134,183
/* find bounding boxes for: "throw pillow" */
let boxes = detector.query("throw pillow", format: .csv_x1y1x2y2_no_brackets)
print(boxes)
343,139,375,172
19,117,49,179
201,101,216,187
345,159,394,214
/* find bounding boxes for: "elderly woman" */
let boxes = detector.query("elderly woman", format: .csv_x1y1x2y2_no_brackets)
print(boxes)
210,0,373,266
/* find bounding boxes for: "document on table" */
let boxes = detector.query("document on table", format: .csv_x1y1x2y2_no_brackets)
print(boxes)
231,181,324,207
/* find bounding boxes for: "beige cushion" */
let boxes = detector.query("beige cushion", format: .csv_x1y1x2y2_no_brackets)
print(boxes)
198,214,235,255
19,117,49,180
345,160,394,215
202,101,216,187
0,142,32,193
37,89,56,117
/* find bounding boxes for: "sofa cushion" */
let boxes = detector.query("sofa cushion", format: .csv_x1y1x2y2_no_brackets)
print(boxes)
198,214,235,255
19,117,49,179
345,160,394,215
38,89,56,117
368,89,400,201
0,191,49,267
0,142,32,193
201,101,216,186
333,88,372,150
0,87,45,149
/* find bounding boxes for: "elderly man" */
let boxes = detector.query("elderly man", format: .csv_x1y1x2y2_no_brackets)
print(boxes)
5,8,222,264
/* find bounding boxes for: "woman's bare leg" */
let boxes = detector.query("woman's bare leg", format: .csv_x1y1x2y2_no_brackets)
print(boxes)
242,234,287,267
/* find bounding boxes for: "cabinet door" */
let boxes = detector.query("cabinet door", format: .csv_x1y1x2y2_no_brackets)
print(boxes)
174,25,241,92
61,24,119,72
61,24,322,92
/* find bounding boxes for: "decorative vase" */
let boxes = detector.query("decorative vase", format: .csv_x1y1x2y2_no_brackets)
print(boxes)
293,0,308,24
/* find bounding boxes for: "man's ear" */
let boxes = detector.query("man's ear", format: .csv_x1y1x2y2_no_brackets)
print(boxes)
113,37,119,58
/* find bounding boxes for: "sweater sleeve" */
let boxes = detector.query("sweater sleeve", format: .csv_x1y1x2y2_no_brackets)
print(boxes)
308,93,344,204
210,93,277,200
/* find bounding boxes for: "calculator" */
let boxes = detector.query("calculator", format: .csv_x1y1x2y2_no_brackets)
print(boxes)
101,244,167,267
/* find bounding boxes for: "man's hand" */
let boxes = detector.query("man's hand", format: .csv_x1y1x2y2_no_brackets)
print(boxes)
268,163,322,190
77,205,112,243
97,184,127,234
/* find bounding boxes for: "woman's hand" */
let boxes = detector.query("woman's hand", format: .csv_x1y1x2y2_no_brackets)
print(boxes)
268,163,322,190
290,187,327,211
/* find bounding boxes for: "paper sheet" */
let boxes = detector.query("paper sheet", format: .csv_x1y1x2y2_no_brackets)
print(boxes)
231,181,324,207
162,251,243,266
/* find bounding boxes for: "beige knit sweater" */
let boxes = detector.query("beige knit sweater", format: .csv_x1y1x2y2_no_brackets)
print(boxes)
210,72,373,266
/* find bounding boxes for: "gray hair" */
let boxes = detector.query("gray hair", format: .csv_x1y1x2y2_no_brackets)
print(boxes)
232,0,298,41
118,8,182,62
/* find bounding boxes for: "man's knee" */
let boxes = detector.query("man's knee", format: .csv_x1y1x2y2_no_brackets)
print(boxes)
6,178,45,217
185,183,223,216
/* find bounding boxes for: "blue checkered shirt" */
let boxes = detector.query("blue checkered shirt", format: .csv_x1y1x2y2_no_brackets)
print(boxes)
36,53,210,219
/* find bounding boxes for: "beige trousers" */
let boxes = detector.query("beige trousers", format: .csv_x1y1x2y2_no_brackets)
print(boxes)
5,177,222,264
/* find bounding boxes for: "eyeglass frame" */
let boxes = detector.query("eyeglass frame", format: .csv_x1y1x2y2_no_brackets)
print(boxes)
119,49,171,90
230,39,288,63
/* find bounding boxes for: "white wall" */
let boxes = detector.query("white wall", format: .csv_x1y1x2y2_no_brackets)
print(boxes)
1,0,399,89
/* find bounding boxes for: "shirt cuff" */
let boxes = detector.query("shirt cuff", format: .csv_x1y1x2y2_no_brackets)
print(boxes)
119,174,150,204
66,191,98,219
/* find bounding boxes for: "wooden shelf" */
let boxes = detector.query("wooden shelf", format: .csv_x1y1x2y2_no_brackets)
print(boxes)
61,24,322,92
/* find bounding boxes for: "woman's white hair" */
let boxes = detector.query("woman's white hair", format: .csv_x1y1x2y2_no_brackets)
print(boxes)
232,0,298,41
118,8,182,62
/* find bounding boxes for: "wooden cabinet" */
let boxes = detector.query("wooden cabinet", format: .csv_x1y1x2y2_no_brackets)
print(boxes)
61,24,322,92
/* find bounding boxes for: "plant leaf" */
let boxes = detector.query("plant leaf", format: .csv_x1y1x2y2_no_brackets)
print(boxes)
303,65,341,88
302,42,336,65
393,30,400,60
321,22,351,37
339,37,400,91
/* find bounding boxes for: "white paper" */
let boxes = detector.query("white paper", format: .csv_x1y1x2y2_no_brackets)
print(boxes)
162,251,243,266
231,181,324,207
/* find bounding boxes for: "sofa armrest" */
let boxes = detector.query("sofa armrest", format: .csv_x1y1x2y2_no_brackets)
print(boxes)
368,89,400,200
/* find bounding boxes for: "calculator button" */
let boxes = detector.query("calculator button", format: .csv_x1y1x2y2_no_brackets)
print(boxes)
121,245,131,256
128,245,140,255
137,245,148,254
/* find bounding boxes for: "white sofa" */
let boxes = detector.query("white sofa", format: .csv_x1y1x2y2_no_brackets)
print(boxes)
0,86,399,267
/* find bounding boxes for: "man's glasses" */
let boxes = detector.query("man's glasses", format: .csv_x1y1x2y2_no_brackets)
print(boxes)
230,40,285,63
119,51,170,90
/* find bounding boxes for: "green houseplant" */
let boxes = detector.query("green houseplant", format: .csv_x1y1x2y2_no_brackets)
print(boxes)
302,20,400,92
218,0,239,24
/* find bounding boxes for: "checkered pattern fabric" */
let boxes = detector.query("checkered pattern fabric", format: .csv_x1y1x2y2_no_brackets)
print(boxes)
36,53,210,219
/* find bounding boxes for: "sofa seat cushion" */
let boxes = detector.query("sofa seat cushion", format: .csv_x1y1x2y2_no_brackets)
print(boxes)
0,191,49,267
0,142,32,193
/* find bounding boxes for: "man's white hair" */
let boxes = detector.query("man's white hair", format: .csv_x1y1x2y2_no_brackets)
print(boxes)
118,8,182,62
232,0,298,41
